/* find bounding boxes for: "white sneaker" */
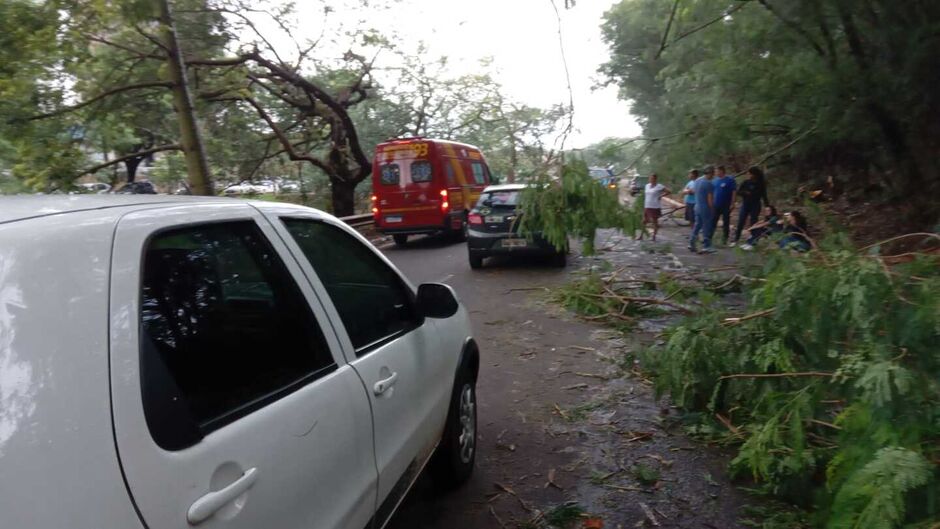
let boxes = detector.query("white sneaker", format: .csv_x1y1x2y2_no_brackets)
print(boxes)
728,241,737,248
740,243,753,251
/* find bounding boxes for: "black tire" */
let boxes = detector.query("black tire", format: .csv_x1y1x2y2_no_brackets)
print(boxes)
550,251,567,267
430,370,477,489
392,234,408,246
468,253,484,269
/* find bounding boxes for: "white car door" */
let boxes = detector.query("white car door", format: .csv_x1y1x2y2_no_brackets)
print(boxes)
108,202,377,529
266,210,454,524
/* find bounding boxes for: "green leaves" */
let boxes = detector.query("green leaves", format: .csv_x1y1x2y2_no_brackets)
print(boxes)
829,448,933,529
518,160,641,255
640,244,939,527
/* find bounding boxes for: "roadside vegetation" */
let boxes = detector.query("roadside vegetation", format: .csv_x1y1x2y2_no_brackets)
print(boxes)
544,227,940,527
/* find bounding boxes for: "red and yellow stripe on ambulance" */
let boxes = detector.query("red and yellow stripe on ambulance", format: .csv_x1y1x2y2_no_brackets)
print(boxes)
439,143,475,210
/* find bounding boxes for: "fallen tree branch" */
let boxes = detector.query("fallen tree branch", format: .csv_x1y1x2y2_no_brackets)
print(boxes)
722,308,776,325
718,371,835,381
857,232,940,253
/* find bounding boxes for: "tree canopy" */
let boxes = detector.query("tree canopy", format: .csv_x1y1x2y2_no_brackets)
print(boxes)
599,0,940,224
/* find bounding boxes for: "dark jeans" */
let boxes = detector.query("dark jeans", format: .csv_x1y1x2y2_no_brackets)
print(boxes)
746,226,778,245
712,203,732,243
684,203,695,223
734,202,761,242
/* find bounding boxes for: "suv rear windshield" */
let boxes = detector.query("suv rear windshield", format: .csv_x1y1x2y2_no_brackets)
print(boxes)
379,160,433,186
477,190,521,208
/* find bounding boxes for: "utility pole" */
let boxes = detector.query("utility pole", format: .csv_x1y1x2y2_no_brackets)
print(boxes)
159,0,214,195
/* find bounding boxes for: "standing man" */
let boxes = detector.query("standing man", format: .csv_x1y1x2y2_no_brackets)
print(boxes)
641,173,671,242
681,169,698,226
711,165,737,245
732,166,767,246
689,165,716,253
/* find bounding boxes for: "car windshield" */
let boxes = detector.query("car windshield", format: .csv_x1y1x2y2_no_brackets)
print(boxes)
589,168,610,179
478,190,521,208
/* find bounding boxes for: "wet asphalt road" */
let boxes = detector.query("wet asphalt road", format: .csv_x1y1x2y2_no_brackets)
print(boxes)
379,228,751,529
381,234,575,528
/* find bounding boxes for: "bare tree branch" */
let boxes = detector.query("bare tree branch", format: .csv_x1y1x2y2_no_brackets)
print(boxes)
24,81,173,121
86,34,165,60
654,0,681,60
667,1,750,51
78,144,182,176
756,0,827,57
242,97,331,173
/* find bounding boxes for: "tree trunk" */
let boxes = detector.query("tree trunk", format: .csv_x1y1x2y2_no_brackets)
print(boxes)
331,179,356,217
159,0,213,196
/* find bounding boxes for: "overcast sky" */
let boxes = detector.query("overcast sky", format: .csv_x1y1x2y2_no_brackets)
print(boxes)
292,0,642,147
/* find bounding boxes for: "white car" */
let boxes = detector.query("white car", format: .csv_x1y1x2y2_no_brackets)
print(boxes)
77,181,112,194
0,195,479,529
223,181,265,195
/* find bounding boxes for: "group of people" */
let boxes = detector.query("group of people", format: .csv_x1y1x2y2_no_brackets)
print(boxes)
641,165,811,253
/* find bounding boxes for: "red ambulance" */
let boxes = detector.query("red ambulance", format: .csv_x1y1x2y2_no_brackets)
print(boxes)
371,138,493,245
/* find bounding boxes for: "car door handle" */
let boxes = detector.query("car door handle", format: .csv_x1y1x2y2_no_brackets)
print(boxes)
187,467,259,524
373,372,398,395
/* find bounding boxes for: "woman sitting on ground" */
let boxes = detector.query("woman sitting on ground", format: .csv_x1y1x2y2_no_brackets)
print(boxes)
739,206,781,250
778,210,811,252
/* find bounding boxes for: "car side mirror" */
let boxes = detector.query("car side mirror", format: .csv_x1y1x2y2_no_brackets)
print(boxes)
416,283,459,319
482,199,493,207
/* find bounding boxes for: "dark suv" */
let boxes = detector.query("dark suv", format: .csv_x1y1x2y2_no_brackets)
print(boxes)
466,184,566,269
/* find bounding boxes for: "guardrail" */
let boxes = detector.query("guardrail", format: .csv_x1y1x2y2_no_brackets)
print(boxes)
339,213,375,229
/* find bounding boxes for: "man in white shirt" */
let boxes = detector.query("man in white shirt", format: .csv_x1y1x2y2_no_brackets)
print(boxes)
642,173,671,241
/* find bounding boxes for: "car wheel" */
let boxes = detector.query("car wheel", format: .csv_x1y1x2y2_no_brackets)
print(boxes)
430,371,476,488
468,253,483,269
393,234,408,246
550,251,567,267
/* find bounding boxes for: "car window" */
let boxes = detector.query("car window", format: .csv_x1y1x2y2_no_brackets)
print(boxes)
471,162,488,184
380,163,400,185
411,160,433,183
140,221,334,449
282,219,420,355
477,190,520,207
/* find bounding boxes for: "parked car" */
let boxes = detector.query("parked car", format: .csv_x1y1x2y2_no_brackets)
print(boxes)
222,181,264,195
113,180,157,194
277,180,301,193
0,195,479,529
77,182,112,194
371,137,492,245
466,184,566,269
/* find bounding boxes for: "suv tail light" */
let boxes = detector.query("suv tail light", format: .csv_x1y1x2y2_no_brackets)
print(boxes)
371,194,378,215
440,189,449,212
468,213,483,225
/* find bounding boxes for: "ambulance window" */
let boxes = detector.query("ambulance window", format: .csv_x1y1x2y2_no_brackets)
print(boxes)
445,163,457,186
471,162,488,184
411,161,432,183
380,163,400,185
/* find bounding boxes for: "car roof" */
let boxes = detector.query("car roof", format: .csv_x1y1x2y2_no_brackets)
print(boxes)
0,195,251,225
482,184,527,192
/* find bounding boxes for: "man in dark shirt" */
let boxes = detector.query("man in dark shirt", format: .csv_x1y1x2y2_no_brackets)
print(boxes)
732,166,768,245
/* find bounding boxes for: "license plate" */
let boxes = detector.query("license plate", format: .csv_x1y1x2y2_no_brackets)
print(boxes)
385,215,402,223
485,215,502,223
501,238,527,248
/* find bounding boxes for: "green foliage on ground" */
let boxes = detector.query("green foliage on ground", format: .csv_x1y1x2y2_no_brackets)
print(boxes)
640,242,940,528
518,161,641,255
